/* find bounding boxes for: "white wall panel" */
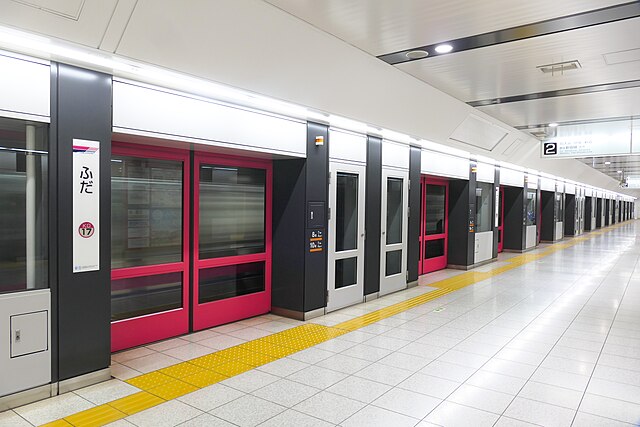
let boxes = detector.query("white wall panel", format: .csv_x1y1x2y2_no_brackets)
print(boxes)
525,225,537,249
527,175,539,189
540,177,555,192
382,140,409,169
565,183,576,194
421,150,468,179
0,53,50,121
113,81,306,157
475,162,495,183
585,188,593,196
555,222,564,240
474,231,493,264
557,182,565,193
329,129,366,163
500,167,524,188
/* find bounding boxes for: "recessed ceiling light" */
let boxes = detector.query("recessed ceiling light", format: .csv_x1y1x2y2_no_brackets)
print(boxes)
435,44,453,54
605,161,611,165
406,50,428,60
549,122,558,127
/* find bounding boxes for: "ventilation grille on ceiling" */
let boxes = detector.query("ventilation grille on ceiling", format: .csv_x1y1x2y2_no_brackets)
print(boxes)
537,60,581,74
529,130,548,139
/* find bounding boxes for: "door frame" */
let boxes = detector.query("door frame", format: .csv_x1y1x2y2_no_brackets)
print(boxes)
110,142,191,352
192,153,272,331
379,167,409,296
326,161,366,312
419,175,449,275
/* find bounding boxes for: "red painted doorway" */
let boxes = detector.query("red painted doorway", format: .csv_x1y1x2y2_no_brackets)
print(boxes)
419,176,449,275
110,143,272,351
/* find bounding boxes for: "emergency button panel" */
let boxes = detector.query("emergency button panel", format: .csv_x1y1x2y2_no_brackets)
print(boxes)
10,310,48,358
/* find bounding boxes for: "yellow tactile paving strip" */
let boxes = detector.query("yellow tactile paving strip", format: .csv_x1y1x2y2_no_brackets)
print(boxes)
41,223,626,426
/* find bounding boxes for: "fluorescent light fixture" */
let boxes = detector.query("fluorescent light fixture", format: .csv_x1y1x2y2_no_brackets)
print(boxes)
435,44,453,54
618,170,623,173
605,161,611,165
549,122,558,127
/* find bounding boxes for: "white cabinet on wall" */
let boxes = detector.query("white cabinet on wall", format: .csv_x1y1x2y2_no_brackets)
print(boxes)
112,80,306,157
0,53,50,121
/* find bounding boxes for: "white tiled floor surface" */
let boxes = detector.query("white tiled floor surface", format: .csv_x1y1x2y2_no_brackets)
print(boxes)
4,222,640,426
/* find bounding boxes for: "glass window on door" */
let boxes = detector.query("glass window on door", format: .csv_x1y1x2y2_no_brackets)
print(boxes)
111,155,184,321
0,118,48,294
425,185,446,235
111,157,183,268
555,194,564,221
199,165,265,258
526,190,537,226
475,182,493,233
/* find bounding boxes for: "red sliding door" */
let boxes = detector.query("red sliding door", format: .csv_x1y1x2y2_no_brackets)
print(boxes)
419,176,449,275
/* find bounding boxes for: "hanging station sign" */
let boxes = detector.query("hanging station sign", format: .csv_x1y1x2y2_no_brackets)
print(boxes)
72,139,100,273
541,120,636,158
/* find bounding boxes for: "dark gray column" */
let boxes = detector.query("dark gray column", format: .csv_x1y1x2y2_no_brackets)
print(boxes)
364,136,381,296
503,185,525,251
272,122,329,317
447,162,476,267
52,63,112,380
407,146,421,283
585,196,593,231
564,194,576,236
540,190,555,241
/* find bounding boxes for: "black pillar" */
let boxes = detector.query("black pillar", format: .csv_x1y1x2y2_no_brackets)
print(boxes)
272,122,329,317
503,185,525,251
407,146,421,283
541,190,555,241
492,168,500,258
364,135,382,296
585,196,593,231
447,163,476,267
52,63,112,380
564,194,576,236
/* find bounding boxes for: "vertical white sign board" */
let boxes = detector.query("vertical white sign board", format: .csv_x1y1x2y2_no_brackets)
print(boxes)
72,139,100,272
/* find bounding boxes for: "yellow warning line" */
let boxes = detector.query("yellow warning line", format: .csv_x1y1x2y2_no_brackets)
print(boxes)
41,222,628,426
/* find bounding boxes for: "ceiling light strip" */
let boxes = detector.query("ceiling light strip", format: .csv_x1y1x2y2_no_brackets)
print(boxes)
379,2,640,65
468,79,640,107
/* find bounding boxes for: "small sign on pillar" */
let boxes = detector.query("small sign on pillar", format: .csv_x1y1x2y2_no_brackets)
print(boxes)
72,139,100,273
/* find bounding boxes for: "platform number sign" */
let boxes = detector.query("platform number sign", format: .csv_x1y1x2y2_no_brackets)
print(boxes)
543,142,558,156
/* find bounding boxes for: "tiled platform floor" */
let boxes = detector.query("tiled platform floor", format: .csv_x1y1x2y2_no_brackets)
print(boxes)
2,221,640,426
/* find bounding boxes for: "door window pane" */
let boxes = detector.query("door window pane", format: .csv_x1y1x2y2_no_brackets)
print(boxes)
111,272,182,321
555,193,564,221
385,250,402,276
336,172,358,252
0,118,48,294
199,165,265,258
111,156,183,269
335,257,357,289
526,190,537,226
198,262,265,303
386,178,403,244
425,185,446,235
425,240,445,259
475,183,493,233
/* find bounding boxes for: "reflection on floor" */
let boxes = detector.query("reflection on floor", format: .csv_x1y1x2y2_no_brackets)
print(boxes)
3,222,640,426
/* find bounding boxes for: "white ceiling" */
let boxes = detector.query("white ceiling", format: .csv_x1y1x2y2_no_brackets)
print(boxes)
0,0,637,195
396,18,640,103
265,0,625,56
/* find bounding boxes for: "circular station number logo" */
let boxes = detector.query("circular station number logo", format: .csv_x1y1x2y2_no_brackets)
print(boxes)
78,221,95,238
